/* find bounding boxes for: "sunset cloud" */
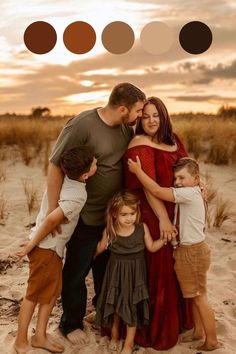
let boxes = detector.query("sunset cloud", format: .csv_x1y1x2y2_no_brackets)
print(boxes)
1,0,235,114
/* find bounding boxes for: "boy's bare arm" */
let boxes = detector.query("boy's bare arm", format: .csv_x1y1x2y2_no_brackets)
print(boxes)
128,156,174,202
16,207,65,257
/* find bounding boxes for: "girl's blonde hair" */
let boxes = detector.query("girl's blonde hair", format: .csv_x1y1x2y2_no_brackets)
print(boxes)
106,190,141,242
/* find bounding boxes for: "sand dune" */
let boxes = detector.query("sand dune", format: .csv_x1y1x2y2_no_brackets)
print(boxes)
0,160,235,353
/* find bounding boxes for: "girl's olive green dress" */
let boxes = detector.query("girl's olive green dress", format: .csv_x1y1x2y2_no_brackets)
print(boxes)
96,223,149,328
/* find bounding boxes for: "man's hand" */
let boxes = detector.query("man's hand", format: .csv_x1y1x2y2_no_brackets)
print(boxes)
127,156,142,174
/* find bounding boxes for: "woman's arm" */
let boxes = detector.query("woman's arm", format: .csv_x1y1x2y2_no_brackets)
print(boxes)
143,223,166,252
16,207,65,257
144,190,177,241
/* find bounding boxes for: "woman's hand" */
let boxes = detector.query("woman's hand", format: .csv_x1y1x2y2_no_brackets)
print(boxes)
127,156,142,174
159,217,178,243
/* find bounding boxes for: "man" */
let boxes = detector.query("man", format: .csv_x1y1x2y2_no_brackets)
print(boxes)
47,83,146,344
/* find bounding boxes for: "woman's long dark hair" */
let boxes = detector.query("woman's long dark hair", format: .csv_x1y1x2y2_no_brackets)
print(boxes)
135,96,175,145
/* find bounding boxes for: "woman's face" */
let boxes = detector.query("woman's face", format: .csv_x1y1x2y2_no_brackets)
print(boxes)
141,103,160,137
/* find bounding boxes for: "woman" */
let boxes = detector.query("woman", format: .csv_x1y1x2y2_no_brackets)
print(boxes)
123,97,193,350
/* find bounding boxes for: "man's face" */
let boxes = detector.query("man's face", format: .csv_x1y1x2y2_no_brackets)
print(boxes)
121,101,144,124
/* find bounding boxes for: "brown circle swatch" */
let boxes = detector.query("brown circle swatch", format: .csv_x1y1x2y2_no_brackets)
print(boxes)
102,21,135,54
24,21,57,54
63,21,96,54
179,21,212,54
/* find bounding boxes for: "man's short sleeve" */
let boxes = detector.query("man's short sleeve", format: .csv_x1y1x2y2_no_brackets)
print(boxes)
171,187,195,204
50,116,89,166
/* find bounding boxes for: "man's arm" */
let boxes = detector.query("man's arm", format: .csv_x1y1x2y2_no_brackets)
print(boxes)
16,207,65,257
47,162,64,213
128,156,174,202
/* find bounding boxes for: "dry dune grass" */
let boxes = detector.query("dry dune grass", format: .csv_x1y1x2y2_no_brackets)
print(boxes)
21,178,39,216
0,193,7,220
0,115,236,167
174,118,236,165
202,172,235,228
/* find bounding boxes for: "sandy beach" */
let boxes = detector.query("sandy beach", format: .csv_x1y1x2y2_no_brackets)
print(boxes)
0,157,235,354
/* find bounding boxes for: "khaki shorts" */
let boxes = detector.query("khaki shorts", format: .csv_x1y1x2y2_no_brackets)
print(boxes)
26,246,62,304
173,241,211,298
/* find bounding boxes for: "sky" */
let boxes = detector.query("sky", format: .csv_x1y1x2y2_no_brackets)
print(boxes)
0,0,236,115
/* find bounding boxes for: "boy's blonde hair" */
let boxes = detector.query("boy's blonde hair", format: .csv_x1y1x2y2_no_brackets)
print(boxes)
173,157,199,177
106,190,141,242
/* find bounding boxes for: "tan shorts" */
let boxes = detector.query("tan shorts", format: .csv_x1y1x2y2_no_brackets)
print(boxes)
26,246,62,304
173,241,211,298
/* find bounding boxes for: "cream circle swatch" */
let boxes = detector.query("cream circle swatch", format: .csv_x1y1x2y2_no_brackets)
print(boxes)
140,21,174,55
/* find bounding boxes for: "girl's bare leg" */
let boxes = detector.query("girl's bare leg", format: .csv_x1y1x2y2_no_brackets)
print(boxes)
14,298,37,353
31,296,64,352
111,313,120,341
193,294,219,351
121,325,136,354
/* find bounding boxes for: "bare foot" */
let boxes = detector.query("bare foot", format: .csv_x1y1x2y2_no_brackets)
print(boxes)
181,331,205,343
120,349,132,354
66,328,89,346
14,343,31,354
31,335,64,353
196,342,221,351
108,339,121,353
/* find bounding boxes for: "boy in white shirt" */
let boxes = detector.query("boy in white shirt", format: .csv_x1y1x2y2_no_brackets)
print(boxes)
128,156,219,352
15,146,97,354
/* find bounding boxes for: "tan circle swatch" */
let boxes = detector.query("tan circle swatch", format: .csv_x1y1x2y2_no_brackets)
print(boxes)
102,21,135,54
140,21,174,55
63,21,96,54
24,21,57,54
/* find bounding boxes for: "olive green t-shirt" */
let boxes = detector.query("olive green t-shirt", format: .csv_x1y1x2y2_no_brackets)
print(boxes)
50,108,134,225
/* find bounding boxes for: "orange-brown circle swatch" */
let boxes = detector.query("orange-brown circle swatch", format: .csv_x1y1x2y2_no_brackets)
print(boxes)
63,21,96,54
102,21,135,54
24,21,57,54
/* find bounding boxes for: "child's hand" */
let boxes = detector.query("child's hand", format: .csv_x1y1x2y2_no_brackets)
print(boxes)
15,242,31,258
127,156,142,174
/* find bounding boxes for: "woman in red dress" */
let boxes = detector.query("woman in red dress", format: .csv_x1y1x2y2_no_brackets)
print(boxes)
123,97,193,350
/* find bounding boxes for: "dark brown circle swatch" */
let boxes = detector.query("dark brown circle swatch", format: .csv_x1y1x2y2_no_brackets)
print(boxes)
24,21,57,54
63,21,96,54
102,21,135,54
179,21,212,54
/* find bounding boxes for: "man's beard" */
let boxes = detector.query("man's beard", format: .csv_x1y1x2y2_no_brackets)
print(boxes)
121,113,136,126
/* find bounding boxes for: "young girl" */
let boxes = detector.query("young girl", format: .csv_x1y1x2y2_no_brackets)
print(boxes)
95,190,166,354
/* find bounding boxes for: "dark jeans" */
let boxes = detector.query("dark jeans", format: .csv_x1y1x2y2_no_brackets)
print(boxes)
59,217,109,335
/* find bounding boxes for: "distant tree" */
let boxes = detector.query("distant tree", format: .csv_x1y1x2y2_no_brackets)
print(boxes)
217,105,236,118
31,107,51,118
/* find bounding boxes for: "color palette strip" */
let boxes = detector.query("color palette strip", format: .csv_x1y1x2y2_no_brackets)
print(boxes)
24,20,213,55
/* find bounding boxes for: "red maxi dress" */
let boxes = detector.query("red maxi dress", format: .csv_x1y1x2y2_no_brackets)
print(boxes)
123,135,193,350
